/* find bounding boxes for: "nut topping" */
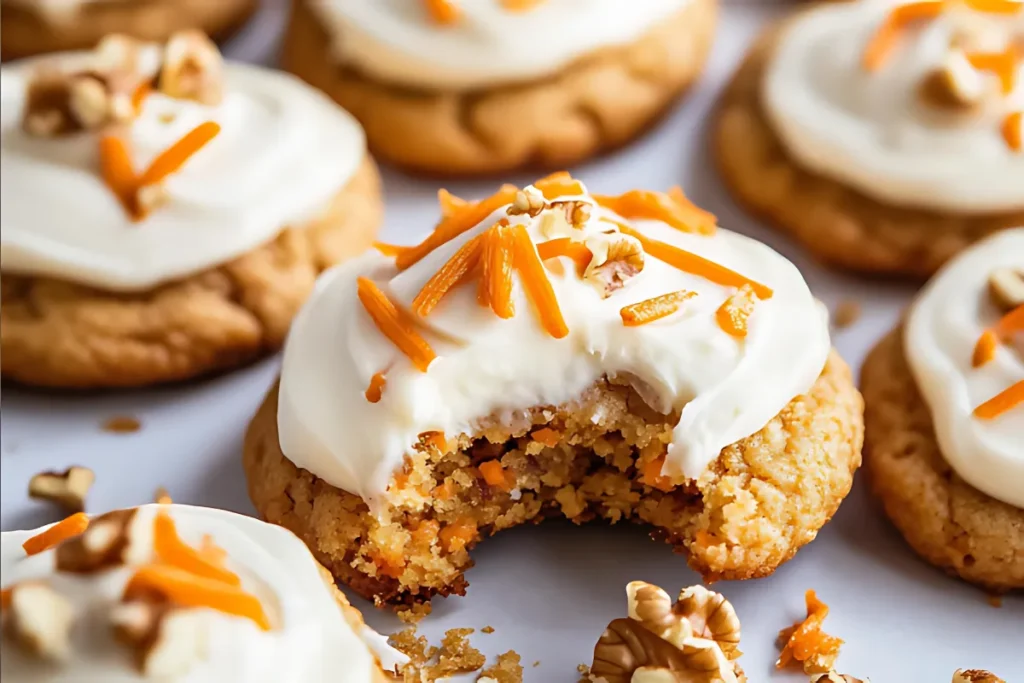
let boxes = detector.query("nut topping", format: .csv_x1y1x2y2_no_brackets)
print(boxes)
953,671,1005,683
919,49,988,113
28,466,95,513
674,586,741,659
507,189,547,217
3,582,75,661
94,34,142,75
112,602,208,677
159,31,224,105
551,200,593,229
811,673,869,683
584,233,645,297
591,619,736,683
988,268,1024,312
55,508,148,574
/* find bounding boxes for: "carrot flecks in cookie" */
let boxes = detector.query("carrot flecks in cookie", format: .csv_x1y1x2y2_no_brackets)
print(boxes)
862,1,946,71
973,380,1024,420
423,0,461,24
478,460,513,490
716,284,760,338
510,224,569,339
620,290,697,327
22,513,90,556
595,188,717,235
536,238,593,274
1003,112,1023,152
366,372,387,403
413,232,486,317
357,277,437,372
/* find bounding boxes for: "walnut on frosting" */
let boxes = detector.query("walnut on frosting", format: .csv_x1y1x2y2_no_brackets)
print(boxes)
918,48,990,114
552,200,593,229
55,508,147,574
2,582,75,661
507,188,547,218
585,232,645,298
111,600,208,677
159,30,224,105
988,268,1024,312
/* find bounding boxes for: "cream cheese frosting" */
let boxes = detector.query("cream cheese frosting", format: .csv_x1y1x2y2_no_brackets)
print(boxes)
0,504,398,682
762,0,1024,213
0,48,365,292
307,0,690,90
905,228,1024,508
277,181,831,510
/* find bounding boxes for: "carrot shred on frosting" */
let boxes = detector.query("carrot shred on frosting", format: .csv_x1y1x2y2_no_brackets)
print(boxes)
620,290,696,327
423,0,461,24
397,185,518,270
973,330,999,367
131,82,151,113
153,511,240,586
22,513,90,556
124,564,271,630
438,188,469,217
99,135,139,217
973,304,1024,366
619,225,774,299
965,0,1024,13
974,380,1024,420
356,277,436,372
501,0,545,11
536,237,593,274
966,48,1020,94
412,232,486,316
365,372,387,403
534,171,586,200
1003,112,1023,152
479,223,516,319
374,242,412,258
138,120,220,187
510,224,569,339
594,189,717,235
716,284,759,338
862,1,945,71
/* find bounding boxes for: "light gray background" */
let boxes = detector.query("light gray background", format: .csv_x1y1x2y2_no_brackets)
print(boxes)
1,3,1020,681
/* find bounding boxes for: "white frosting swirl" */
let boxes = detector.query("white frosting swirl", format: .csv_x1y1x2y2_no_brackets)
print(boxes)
307,0,690,90
905,229,1024,508
0,504,394,682
763,1,1024,213
277,188,830,510
0,55,365,292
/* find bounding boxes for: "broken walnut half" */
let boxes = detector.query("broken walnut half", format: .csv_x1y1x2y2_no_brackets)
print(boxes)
28,466,95,514
55,508,148,574
159,30,224,105
988,267,1024,312
3,582,75,661
919,48,989,113
111,600,208,677
584,232,645,298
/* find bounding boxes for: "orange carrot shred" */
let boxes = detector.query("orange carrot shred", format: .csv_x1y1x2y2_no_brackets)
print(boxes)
777,590,844,670
478,460,512,490
397,186,518,270
137,120,221,187
199,535,227,565
531,427,561,447
501,0,545,10
422,431,448,452
153,511,241,586
412,233,486,317
22,513,89,557
131,81,151,113
374,242,412,258
356,277,437,372
862,1,945,71
99,134,139,219
642,455,674,492
973,330,999,367
620,290,697,327
480,224,516,318
438,188,469,217
534,172,586,200
996,305,1024,335
536,237,593,275
423,0,461,24
974,305,1023,366
365,372,387,403
716,284,759,338
619,225,774,299
965,0,1023,12
974,380,1024,420
594,189,717,235
510,224,569,339
966,48,1019,94
124,564,271,630
0,587,11,611
1003,112,1023,152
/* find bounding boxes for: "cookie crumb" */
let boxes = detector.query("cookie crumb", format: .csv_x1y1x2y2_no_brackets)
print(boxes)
391,627,487,682
477,650,523,683
533,661,540,667
985,593,1003,608
102,416,141,434
398,602,432,624
577,663,592,683
481,625,495,634
832,300,861,329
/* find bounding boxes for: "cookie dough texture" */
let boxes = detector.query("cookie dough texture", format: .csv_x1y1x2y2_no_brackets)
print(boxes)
862,330,1024,591
713,21,1022,279
244,351,863,605
0,0,258,60
0,155,382,389
282,0,717,175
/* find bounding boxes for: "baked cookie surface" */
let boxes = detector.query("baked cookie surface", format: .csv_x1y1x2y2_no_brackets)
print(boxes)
282,0,717,176
713,15,1023,278
0,0,257,60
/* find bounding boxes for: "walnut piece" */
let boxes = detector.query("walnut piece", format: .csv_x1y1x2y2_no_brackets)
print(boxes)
811,673,868,683
585,233,645,297
591,619,736,683
952,670,1005,683
551,200,593,229
918,49,987,113
988,268,1024,312
94,34,142,75
674,586,741,659
160,30,224,105
507,189,547,217
3,582,75,661
28,466,95,513
111,602,208,677
55,508,148,573
22,70,78,137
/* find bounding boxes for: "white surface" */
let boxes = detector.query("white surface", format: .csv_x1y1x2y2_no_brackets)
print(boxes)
0,3,1020,682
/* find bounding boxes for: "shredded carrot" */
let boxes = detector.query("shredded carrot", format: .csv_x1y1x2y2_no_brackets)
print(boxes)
531,427,561,447
99,134,139,218
137,120,221,187
997,305,1024,334
365,371,387,403
862,1,945,71
536,237,593,275
501,0,545,10
1003,111,1022,152
439,519,478,552
131,81,151,113
716,285,759,338
973,305,1023,366
124,563,270,630
373,242,412,258
973,380,1024,420
0,587,11,611
510,224,569,339
153,511,240,586
438,188,469,217
594,189,717,235
397,186,518,270
432,480,457,501
534,171,586,200
619,225,774,299
412,233,486,316
973,330,999,367
777,590,844,670
620,290,697,327
422,0,461,23
479,224,516,318
965,0,1023,12
966,48,1019,94
478,460,513,491
199,535,227,565
356,277,437,372
641,455,674,492
22,512,89,557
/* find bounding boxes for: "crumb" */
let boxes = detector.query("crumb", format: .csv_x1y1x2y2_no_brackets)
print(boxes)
154,487,172,505
428,628,485,679
578,663,593,682
986,593,1003,608
392,627,486,682
533,661,540,667
398,602,432,624
102,416,141,433
481,625,495,634
389,627,437,668
477,651,523,683
832,300,861,329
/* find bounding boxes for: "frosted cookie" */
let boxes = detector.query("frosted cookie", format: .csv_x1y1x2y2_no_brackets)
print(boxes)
0,33,382,389
861,229,1023,591
714,0,1024,278
0,504,401,681
1,0,256,60
282,0,717,176
243,173,864,605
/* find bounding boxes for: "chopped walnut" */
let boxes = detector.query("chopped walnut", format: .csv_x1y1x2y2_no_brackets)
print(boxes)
584,232,645,297
919,49,988,113
55,508,149,574
625,582,740,658
111,602,208,677
507,189,546,217
3,582,75,661
952,670,1005,683
94,34,143,75
812,673,869,683
159,31,224,105
22,70,79,137
552,200,593,229
28,466,95,513
988,268,1024,312
591,618,737,683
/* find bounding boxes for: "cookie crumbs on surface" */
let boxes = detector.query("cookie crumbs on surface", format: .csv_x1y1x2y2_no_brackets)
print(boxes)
953,670,1005,683
391,627,487,682
985,593,1003,608
777,590,843,675
577,663,592,683
476,651,523,683
481,625,495,634
28,466,95,513
532,661,540,667
397,602,432,624
832,300,861,329
102,415,141,433
389,627,438,667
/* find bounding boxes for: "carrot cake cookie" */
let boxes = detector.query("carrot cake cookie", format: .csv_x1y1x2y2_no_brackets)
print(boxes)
1,0,256,60
244,174,864,605
282,0,717,175
0,503,401,681
862,229,1023,591
715,0,1023,277
0,32,381,388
